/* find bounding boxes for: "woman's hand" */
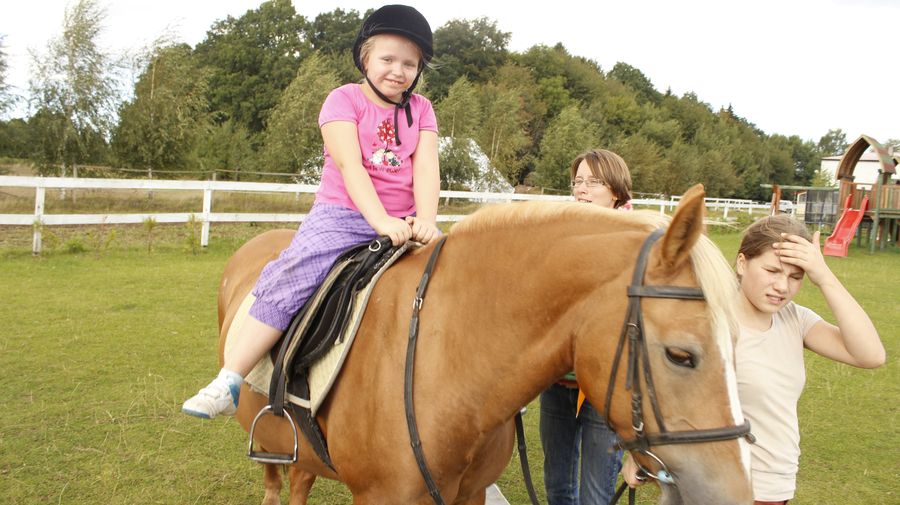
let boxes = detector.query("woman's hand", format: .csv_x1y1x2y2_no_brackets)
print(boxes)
621,454,647,488
373,215,412,246
773,231,836,287
406,216,440,244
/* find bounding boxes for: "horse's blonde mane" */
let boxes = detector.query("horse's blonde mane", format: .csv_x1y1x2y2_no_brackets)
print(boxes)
690,234,740,344
451,201,663,236
452,201,738,343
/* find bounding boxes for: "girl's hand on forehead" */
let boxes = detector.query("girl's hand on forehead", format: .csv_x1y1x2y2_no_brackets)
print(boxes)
773,230,834,286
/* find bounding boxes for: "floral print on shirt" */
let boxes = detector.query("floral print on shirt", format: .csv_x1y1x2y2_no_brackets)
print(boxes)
367,119,403,173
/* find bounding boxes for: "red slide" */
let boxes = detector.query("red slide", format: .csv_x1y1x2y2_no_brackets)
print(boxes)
824,195,869,257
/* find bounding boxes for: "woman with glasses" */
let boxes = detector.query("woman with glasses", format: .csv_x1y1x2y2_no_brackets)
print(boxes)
540,149,633,505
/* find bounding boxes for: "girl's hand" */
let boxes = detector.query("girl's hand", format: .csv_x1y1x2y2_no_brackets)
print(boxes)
373,215,412,246
405,216,440,244
773,231,836,287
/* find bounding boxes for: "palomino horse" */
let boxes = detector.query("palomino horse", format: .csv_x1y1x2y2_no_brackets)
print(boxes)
214,185,752,505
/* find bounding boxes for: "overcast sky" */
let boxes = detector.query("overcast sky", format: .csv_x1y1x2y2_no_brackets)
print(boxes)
2,0,898,145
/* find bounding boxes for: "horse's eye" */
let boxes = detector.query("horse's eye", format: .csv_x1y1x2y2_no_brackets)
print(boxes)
666,347,695,368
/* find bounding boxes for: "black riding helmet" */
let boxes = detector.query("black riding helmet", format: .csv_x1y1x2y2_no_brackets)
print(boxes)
352,5,433,146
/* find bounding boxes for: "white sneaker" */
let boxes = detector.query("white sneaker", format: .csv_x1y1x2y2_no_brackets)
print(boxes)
182,377,239,419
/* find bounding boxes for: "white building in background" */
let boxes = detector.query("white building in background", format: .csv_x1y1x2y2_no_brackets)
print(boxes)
820,150,900,186
438,137,515,194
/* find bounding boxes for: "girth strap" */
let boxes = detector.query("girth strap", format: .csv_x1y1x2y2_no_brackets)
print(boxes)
405,236,448,504
404,237,542,505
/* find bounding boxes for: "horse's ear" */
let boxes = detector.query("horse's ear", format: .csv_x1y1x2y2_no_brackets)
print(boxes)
657,184,706,272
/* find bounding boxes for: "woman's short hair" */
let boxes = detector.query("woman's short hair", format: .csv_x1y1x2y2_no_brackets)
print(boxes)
569,149,633,208
738,214,811,260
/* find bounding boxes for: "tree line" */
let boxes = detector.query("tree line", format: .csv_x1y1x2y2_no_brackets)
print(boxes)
0,0,894,200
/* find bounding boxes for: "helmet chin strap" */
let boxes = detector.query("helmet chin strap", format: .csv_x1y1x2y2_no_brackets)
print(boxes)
364,71,422,146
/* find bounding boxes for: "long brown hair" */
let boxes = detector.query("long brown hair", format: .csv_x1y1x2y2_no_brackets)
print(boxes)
738,214,811,261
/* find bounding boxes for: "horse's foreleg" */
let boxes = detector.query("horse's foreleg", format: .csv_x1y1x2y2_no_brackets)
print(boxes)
287,466,316,505
261,463,283,505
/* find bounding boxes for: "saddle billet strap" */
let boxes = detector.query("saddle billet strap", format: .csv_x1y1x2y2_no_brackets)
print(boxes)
405,236,448,505
290,377,335,470
514,411,541,505
406,236,542,505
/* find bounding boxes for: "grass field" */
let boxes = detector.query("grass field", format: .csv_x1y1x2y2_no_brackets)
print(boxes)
0,224,897,504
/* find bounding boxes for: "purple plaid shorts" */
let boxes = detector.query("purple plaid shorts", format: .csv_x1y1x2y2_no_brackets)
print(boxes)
249,202,378,330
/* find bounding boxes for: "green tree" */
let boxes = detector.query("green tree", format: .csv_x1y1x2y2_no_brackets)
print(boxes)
608,62,661,105
260,53,339,181
639,118,682,149
694,148,738,198
112,44,210,175
475,83,530,185
661,92,714,143
810,167,836,187
764,134,801,186
611,133,667,195
785,135,819,185
817,128,848,156
310,8,364,57
601,92,645,136
490,64,546,182
0,118,31,158
435,76,480,139
28,0,118,178
193,0,310,133
662,141,702,196
439,138,480,191
430,18,510,99
0,35,16,116
515,44,607,105
533,105,598,190
434,77,481,190
192,119,255,180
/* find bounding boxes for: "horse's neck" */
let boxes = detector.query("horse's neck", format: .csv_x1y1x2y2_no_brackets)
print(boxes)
430,227,631,429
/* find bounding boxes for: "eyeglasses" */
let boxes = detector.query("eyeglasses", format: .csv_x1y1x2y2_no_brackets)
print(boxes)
571,177,606,188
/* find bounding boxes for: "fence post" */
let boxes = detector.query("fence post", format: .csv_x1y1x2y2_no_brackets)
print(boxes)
723,202,730,220
33,185,45,255
201,187,212,248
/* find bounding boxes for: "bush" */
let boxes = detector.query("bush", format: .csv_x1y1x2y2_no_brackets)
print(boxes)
63,237,87,254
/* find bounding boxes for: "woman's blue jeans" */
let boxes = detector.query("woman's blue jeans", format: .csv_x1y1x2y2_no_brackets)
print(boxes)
540,383,623,505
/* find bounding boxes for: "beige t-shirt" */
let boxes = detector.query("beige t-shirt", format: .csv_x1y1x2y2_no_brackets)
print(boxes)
736,302,822,501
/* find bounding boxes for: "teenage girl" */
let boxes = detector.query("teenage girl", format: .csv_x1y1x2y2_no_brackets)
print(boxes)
623,214,884,504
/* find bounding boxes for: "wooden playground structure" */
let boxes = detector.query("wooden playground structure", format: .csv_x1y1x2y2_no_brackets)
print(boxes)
830,134,899,254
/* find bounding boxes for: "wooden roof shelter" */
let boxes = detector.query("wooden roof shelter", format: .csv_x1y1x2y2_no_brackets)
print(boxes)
835,135,899,252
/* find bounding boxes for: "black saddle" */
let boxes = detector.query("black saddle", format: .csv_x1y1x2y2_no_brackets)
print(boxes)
248,236,399,468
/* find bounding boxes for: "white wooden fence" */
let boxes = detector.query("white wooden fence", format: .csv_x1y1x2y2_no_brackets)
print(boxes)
0,176,774,254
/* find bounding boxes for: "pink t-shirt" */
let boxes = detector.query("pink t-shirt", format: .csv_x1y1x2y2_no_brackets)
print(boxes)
316,83,438,217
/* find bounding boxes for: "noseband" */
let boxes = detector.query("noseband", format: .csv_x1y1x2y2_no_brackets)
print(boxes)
603,228,752,485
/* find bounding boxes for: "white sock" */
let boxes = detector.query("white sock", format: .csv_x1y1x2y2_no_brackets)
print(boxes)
217,368,243,386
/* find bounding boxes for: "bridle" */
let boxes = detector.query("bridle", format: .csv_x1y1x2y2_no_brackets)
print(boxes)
603,228,752,488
